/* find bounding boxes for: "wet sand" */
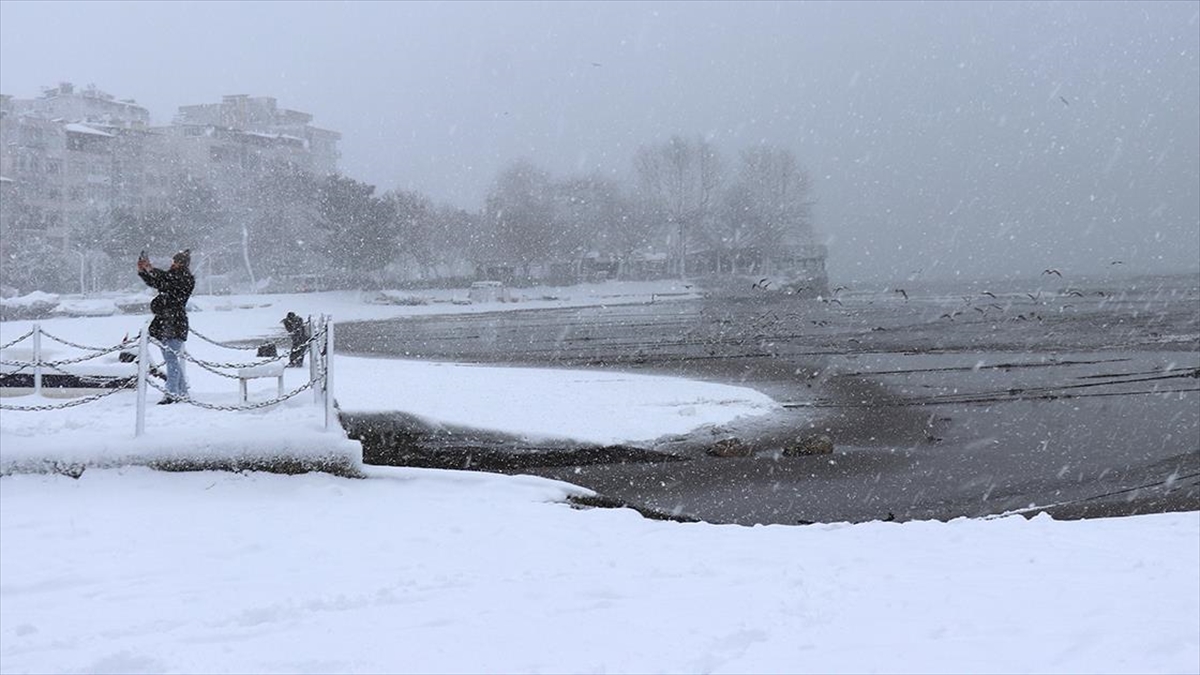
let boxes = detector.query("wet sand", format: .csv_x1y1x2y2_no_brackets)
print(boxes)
337,273,1200,524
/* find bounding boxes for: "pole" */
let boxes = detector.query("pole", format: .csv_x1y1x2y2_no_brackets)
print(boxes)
324,315,334,430
32,324,42,396
310,315,320,405
135,322,149,437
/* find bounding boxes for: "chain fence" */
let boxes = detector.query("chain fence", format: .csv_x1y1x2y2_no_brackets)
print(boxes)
0,316,335,435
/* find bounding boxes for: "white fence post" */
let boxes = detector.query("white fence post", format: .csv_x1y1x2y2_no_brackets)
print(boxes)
32,324,42,396
310,315,320,405
135,323,149,437
324,315,335,430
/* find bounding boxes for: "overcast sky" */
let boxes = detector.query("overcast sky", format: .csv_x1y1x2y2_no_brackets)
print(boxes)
2,1,1197,283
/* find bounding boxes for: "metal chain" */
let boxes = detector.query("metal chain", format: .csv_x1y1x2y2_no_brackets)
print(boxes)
191,353,286,371
41,342,129,367
0,383,132,411
2,343,126,367
42,362,136,387
186,357,252,380
38,329,129,353
3,316,330,415
0,328,35,351
188,325,266,350
145,375,317,411
148,336,284,371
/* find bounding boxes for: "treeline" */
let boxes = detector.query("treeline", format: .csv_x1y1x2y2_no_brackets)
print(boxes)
1,135,815,294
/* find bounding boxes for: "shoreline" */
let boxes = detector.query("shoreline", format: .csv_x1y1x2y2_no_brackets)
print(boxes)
337,276,1199,524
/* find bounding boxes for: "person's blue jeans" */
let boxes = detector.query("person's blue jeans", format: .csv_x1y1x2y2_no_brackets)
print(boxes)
160,338,188,399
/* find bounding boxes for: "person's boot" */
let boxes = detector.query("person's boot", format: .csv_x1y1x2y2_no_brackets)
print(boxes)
156,396,175,405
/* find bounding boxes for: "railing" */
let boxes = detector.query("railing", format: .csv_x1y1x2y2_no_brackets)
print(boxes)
0,315,336,436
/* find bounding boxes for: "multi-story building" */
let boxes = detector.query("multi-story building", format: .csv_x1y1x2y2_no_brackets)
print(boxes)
14,82,150,128
170,94,340,177
0,84,341,291
1,83,158,250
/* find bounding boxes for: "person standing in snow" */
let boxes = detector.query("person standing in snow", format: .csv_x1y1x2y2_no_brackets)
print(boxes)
281,311,309,367
138,249,195,404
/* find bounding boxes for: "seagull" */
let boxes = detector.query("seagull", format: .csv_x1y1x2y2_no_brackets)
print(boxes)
1059,95,1070,107
1026,292,1041,302
1042,269,1062,277
1066,289,1084,297
1110,260,1125,265
981,290,997,299
822,297,843,306
894,288,908,301
591,62,602,67
832,285,847,295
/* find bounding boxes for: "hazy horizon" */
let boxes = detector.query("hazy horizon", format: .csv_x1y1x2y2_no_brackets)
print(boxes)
2,0,1197,284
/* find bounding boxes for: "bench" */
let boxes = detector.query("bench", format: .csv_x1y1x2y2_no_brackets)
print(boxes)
236,362,286,402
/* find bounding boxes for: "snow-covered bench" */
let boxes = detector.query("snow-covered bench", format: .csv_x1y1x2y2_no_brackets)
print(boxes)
236,362,286,402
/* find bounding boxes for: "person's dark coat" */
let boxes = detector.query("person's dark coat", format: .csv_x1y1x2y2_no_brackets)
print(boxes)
281,311,309,366
282,312,306,338
139,266,195,341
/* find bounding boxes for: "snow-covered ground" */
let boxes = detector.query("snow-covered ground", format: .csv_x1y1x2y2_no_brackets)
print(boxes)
0,281,773,471
1,280,1198,674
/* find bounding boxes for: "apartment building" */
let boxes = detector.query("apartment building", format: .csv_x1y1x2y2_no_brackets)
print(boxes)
0,84,341,282
170,94,340,178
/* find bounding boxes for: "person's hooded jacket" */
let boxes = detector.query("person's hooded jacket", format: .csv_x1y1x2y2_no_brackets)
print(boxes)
139,250,195,341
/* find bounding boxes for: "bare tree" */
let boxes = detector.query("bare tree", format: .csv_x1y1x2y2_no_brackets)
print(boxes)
386,189,435,279
727,144,814,274
483,159,557,278
550,173,634,271
634,136,724,277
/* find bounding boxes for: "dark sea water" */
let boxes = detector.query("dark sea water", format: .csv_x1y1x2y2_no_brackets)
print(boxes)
336,271,1199,524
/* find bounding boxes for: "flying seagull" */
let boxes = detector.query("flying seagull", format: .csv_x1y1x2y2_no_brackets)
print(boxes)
894,288,908,301
1059,96,1070,107
981,290,997,299
1042,269,1062,277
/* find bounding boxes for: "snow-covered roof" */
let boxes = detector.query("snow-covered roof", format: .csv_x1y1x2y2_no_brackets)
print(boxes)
63,123,113,137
